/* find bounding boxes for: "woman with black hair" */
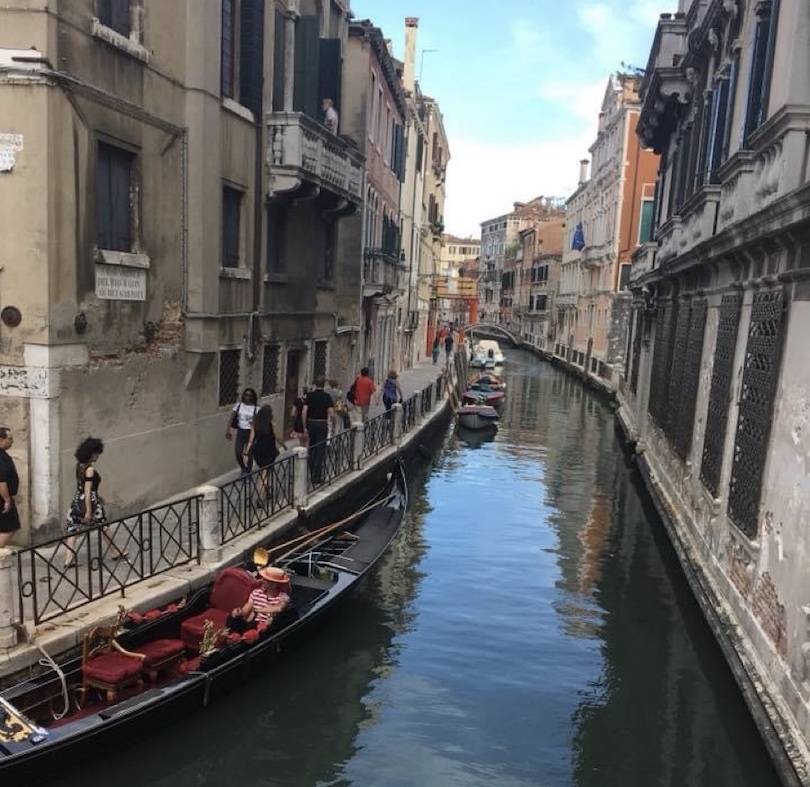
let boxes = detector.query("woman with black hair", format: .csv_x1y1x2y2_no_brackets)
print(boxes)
244,406,283,469
226,388,259,474
63,436,126,569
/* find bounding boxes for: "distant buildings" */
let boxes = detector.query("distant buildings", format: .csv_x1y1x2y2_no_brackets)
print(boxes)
556,74,658,380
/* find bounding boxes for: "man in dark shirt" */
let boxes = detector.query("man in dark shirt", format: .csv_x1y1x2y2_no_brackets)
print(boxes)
0,427,20,547
302,376,334,485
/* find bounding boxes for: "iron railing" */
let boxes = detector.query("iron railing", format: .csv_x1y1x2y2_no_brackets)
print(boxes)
420,386,434,415
401,394,418,433
361,412,393,461
219,455,295,544
308,428,356,492
434,375,444,405
15,495,201,626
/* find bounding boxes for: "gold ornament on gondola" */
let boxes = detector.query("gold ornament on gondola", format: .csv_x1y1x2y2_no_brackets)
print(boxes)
252,546,269,568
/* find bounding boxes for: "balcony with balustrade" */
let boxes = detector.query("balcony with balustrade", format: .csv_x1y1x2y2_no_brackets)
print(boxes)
267,112,364,207
363,248,404,298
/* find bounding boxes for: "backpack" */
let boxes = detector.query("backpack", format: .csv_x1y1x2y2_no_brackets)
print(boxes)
383,377,398,405
347,380,357,405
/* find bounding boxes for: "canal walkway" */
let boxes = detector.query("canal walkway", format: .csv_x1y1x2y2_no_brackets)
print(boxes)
0,358,458,683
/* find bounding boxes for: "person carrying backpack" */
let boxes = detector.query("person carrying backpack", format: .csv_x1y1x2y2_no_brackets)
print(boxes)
382,370,402,411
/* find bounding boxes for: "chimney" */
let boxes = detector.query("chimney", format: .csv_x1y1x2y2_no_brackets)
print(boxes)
578,159,589,186
403,17,418,93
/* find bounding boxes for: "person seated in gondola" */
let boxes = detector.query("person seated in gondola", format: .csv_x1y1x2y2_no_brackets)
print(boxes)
227,566,291,633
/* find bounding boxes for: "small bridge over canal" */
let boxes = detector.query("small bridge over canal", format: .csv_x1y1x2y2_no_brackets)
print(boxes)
458,322,523,346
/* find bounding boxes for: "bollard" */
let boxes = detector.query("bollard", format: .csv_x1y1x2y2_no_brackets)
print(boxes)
293,446,309,507
0,548,18,648
353,423,365,470
197,485,223,565
392,402,403,445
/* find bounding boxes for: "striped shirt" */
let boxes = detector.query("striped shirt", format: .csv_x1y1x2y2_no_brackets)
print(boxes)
249,587,290,624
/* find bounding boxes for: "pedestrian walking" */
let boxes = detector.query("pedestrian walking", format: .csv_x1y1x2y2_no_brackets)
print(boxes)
64,437,126,568
244,406,285,503
381,370,403,411
432,336,441,364
302,376,334,485
326,378,351,432
0,427,20,548
289,389,307,445
226,388,259,475
349,367,376,423
444,331,454,364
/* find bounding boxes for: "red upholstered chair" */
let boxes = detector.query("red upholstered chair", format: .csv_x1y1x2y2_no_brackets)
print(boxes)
134,638,186,682
180,567,259,651
80,625,144,705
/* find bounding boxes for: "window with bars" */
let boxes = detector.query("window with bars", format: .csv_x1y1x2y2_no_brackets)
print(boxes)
98,0,131,37
97,142,135,252
218,349,241,407
313,341,328,380
262,344,280,396
222,186,242,268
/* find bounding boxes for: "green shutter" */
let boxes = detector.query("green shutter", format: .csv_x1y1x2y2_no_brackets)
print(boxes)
639,199,654,244
294,16,320,119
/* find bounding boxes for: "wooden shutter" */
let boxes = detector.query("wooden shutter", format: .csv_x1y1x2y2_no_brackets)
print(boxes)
272,10,286,111
239,0,265,116
110,149,132,251
293,16,320,119
96,144,112,249
318,38,342,121
221,0,235,98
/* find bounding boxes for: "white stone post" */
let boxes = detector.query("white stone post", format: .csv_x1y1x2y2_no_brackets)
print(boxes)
293,446,309,507
392,403,404,445
0,549,18,648
197,485,222,565
353,423,365,470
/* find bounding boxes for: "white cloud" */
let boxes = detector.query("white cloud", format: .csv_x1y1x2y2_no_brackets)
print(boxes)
510,19,549,67
538,78,607,124
443,133,593,237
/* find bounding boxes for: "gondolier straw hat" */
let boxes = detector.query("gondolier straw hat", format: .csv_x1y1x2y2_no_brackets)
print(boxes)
258,566,290,584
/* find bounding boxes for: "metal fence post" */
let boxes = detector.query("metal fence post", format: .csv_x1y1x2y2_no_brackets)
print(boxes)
353,423,365,470
413,389,422,417
293,446,309,507
0,549,18,648
197,485,222,564
392,403,403,445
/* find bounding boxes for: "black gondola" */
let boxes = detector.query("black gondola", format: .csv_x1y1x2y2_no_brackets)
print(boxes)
0,463,408,783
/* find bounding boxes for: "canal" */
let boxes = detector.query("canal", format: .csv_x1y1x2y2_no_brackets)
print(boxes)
55,350,781,787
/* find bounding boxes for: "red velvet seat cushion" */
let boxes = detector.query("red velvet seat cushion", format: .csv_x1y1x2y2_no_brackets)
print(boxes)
180,608,229,651
83,652,142,685
137,638,184,665
180,567,258,651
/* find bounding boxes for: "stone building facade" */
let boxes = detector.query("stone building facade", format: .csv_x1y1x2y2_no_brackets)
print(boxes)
623,0,810,777
0,0,363,542
556,75,658,380
341,18,407,381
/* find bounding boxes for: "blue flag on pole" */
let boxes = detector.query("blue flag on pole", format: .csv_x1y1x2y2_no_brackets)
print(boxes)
571,222,585,251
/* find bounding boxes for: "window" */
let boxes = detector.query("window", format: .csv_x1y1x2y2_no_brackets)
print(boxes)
266,201,287,273
618,263,631,291
313,340,328,380
222,186,242,268
261,344,280,396
97,141,135,252
272,9,286,111
98,0,131,37
322,220,336,281
239,0,265,116
639,198,654,243
744,0,780,142
218,349,241,406
221,0,236,98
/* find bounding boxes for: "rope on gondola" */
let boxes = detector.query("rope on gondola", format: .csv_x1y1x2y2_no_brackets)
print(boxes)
35,643,71,720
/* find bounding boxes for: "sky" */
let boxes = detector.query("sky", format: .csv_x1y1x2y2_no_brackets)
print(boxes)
350,0,666,238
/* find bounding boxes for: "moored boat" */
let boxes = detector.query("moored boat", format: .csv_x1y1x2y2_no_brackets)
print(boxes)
457,404,499,430
0,464,408,783
470,339,505,369
462,388,505,407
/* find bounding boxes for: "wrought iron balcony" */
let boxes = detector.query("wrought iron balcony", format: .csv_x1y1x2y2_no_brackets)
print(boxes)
266,112,363,204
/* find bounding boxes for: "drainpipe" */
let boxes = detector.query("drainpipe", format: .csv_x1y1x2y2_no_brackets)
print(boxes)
250,73,265,358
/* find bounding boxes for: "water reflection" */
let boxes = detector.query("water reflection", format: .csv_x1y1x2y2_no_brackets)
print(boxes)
55,350,782,787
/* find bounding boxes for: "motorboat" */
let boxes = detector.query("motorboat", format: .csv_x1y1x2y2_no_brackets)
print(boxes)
470,340,505,369
457,404,499,430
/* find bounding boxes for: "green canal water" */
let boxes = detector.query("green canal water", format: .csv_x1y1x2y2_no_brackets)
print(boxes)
55,350,781,787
